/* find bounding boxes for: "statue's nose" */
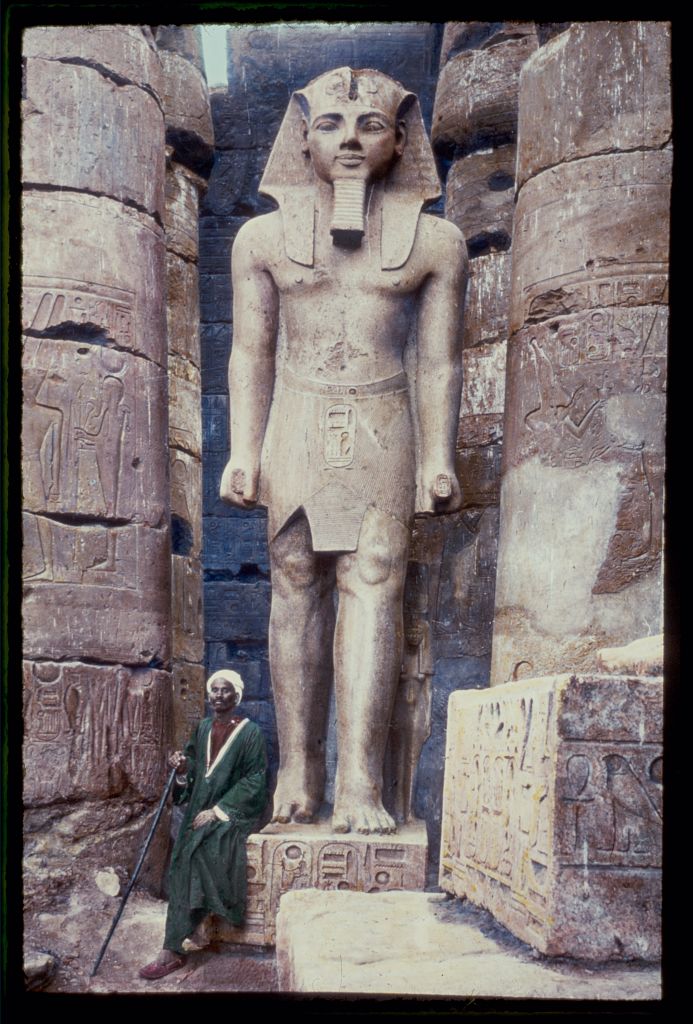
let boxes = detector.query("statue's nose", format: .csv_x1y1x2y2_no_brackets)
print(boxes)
340,122,362,148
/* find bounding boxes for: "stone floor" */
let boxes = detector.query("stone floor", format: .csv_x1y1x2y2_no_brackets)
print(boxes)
23,884,660,1001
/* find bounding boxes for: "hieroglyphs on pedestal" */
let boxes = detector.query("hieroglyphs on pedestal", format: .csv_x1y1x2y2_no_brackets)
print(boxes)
220,67,467,837
490,22,670,682
440,675,662,960
210,821,427,946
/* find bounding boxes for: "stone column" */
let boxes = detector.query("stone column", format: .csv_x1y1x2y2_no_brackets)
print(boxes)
21,26,171,907
490,22,671,684
155,25,215,747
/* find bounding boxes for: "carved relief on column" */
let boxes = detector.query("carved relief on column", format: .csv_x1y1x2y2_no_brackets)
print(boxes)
491,22,671,683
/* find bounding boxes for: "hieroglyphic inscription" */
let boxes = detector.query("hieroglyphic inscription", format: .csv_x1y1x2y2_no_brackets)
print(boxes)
523,272,669,327
23,277,135,348
440,675,662,958
212,822,427,946
23,661,171,804
22,336,166,524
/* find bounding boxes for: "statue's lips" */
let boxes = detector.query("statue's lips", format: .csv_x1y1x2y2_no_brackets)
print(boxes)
335,154,365,166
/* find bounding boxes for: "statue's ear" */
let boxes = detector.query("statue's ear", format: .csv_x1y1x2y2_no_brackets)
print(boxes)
394,119,407,158
300,117,310,155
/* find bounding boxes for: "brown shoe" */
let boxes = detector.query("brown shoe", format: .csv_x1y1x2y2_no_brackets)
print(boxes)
138,954,186,980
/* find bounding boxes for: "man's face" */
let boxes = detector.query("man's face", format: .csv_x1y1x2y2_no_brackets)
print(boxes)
303,104,406,184
209,680,238,714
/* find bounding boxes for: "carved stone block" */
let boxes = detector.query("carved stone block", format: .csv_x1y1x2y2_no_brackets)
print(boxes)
446,145,516,244
165,160,204,263
22,661,172,804
22,191,166,365
168,353,202,458
22,336,167,525
23,56,165,220
201,393,229,453
203,512,270,573
171,663,206,749
510,151,672,334
517,22,671,189
439,675,662,960
171,554,204,664
211,820,427,946
170,449,202,558
462,251,512,349
158,49,214,152
204,580,271,643
459,342,507,419
200,322,232,394
201,147,271,218
166,251,201,367
23,25,164,98
23,516,171,664
433,33,538,151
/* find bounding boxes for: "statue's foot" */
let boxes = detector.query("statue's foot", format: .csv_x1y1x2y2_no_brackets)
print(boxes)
271,798,319,825
271,764,324,824
332,795,396,835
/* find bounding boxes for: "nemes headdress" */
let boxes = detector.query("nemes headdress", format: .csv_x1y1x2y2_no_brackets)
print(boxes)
259,67,441,270
206,669,244,703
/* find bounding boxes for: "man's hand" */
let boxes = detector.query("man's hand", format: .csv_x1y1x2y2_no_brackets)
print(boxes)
192,809,217,830
220,459,260,508
168,751,188,774
417,468,463,515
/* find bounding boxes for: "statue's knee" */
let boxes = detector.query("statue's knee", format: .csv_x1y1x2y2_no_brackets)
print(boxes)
356,538,393,586
272,546,317,589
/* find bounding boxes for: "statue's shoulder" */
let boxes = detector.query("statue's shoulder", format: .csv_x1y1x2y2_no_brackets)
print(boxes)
232,211,283,258
415,213,468,271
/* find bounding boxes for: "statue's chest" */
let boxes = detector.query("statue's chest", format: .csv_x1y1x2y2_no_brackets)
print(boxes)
274,257,418,302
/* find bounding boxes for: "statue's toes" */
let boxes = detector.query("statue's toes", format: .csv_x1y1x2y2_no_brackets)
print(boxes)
271,801,295,824
332,813,351,833
293,805,315,824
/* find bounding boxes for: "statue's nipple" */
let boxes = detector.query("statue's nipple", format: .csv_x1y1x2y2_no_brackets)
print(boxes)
330,179,367,248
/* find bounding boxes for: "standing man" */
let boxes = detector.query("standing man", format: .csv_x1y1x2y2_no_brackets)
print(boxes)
221,68,467,836
139,670,267,979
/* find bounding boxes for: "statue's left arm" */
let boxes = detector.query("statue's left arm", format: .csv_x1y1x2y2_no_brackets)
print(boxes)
415,217,468,514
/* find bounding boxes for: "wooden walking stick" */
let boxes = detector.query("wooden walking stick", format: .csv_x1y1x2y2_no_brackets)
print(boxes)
91,766,178,976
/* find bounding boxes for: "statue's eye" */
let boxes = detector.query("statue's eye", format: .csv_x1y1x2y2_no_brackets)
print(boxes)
315,120,338,132
362,120,386,132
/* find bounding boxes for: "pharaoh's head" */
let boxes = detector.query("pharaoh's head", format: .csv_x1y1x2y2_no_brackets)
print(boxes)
260,67,440,267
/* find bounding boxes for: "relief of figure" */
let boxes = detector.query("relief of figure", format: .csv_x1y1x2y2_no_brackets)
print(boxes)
220,68,467,835
74,373,130,517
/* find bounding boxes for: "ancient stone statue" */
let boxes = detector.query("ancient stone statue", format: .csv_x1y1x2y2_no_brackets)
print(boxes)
221,67,467,835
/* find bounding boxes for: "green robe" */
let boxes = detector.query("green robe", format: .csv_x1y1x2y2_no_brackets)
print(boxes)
164,717,268,953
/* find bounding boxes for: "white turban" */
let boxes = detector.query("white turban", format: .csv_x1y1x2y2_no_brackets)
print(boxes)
206,669,244,703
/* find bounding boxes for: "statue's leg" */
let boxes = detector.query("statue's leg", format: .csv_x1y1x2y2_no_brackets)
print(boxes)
332,506,410,835
269,514,335,823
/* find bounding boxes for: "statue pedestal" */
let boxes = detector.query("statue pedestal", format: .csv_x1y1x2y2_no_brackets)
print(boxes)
209,819,428,947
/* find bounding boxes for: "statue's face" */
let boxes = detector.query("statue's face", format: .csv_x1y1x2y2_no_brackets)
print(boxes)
302,103,406,184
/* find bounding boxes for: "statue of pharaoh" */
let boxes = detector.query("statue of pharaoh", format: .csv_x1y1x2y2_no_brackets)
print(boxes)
221,67,467,835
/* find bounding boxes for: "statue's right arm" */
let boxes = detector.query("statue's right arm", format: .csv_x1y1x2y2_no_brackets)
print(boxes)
220,216,279,508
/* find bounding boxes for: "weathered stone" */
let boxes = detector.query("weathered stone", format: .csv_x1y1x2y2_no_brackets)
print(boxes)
22,519,171,664
203,514,270,573
22,336,168,525
23,57,165,221
171,663,206,749
23,190,166,365
445,145,516,244
201,393,228,453
433,32,539,152
439,675,662,960
158,48,214,155
154,24,205,73
517,22,672,189
463,251,512,348
22,662,172,804
165,160,205,263
204,580,271,643
459,341,507,419
510,151,671,334
171,554,204,663
24,951,58,991
212,820,427,946
597,634,664,677
168,353,202,457
170,449,202,558
276,890,661,997
440,21,538,68
201,147,272,218
95,867,122,896
492,305,666,681
23,25,164,98
166,251,200,366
